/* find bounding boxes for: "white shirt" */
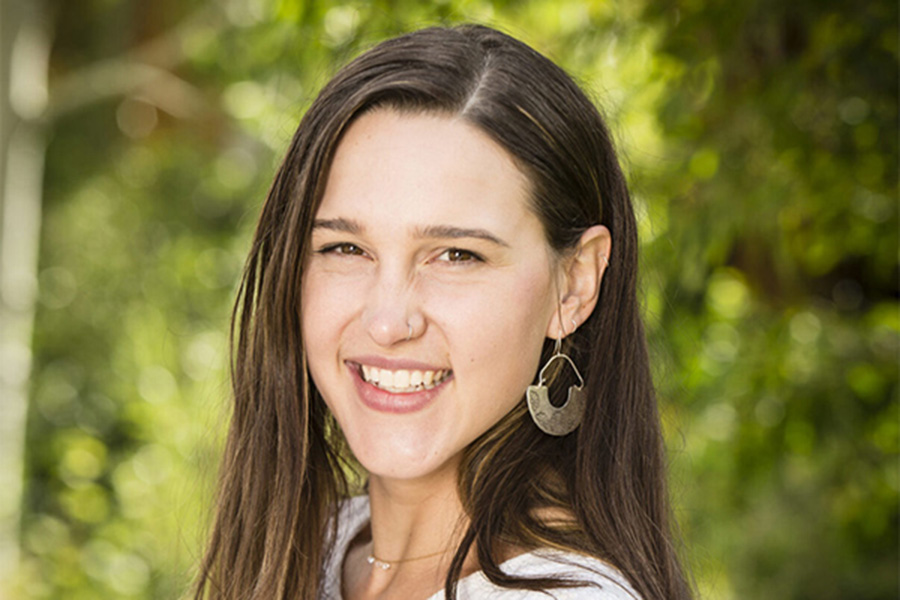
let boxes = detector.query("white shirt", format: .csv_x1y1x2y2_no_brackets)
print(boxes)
321,495,641,599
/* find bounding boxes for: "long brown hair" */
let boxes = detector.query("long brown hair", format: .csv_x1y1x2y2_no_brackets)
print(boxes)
194,24,691,600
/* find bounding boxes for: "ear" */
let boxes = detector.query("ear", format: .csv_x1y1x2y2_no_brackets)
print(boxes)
546,225,612,339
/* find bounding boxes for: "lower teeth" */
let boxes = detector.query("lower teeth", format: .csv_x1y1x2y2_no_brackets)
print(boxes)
364,374,448,393
375,381,434,393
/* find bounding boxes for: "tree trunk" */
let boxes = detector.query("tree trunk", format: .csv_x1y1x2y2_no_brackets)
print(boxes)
0,0,50,595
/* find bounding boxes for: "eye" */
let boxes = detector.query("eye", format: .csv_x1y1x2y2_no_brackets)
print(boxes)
318,242,367,257
435,248,483,263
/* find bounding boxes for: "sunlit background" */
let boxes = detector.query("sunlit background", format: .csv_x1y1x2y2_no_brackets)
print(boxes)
0,0,896,598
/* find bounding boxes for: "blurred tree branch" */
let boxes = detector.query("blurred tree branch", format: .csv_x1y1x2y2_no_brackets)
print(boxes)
43,4,225,122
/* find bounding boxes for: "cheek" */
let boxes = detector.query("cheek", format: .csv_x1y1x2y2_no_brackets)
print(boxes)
301,270,356,357
424,266,554,376
301,272,358,421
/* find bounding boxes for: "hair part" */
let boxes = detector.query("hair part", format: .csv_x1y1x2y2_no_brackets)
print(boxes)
194,24,690,600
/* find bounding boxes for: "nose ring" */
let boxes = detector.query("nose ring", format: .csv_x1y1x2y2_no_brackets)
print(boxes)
406,322,413,342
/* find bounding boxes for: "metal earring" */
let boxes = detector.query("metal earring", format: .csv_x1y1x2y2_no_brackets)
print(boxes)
526,336,586,436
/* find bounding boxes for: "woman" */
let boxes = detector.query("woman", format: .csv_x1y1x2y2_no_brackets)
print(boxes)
194,24,691,600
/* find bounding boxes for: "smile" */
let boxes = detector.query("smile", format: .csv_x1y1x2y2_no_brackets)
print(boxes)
358,364,452,393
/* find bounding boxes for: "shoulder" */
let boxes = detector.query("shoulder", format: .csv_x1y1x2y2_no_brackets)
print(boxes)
327,494,370,553
336,494,371,527
452,549,641,600
321,496,371,599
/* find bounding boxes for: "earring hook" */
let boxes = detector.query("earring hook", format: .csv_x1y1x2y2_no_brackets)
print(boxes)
543,305,583,387
537,349,585,389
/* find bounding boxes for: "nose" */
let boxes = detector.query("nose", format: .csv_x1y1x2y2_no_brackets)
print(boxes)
361,267,425,347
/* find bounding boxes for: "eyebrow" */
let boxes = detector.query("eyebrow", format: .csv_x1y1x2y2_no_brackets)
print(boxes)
313,217,361,234
312,218,510,248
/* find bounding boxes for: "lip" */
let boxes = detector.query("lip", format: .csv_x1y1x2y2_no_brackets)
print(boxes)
346,355,448,371
346,360,452,414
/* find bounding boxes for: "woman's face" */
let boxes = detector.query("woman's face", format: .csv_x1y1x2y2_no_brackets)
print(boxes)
301,109,560,482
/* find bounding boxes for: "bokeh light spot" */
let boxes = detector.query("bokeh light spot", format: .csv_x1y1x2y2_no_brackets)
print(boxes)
789,312,822,345
706,269,751,319
38,266,78,310
138,365,178,404
223,81,267,120
323,6,360,47
689,148,719,180
116,98,158,139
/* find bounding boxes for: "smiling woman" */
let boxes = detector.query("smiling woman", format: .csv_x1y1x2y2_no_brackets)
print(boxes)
303,111,567,480
193,24,691,600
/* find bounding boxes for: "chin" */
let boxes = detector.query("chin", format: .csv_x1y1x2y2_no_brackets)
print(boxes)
350,434,460,483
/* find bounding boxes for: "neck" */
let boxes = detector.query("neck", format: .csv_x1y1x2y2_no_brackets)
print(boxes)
367,463,467,566
341,459,482,599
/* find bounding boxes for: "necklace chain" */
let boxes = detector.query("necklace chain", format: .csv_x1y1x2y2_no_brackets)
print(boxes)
366,548,448,571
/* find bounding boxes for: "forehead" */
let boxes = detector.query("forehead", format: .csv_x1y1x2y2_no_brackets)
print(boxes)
317,109,538,237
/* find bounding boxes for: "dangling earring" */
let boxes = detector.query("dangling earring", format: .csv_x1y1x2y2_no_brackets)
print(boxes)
526,333,586,436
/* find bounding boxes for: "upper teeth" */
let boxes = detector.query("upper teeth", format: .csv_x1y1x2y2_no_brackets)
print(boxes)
360,365,450,393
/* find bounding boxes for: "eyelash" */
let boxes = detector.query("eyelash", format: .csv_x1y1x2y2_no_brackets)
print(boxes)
317,242,367,257
436,248,484,263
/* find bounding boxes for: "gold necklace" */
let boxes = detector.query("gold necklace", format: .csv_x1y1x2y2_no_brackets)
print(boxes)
366,548,448,571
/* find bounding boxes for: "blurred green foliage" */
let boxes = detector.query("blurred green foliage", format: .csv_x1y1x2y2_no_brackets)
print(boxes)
11,0,897,598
